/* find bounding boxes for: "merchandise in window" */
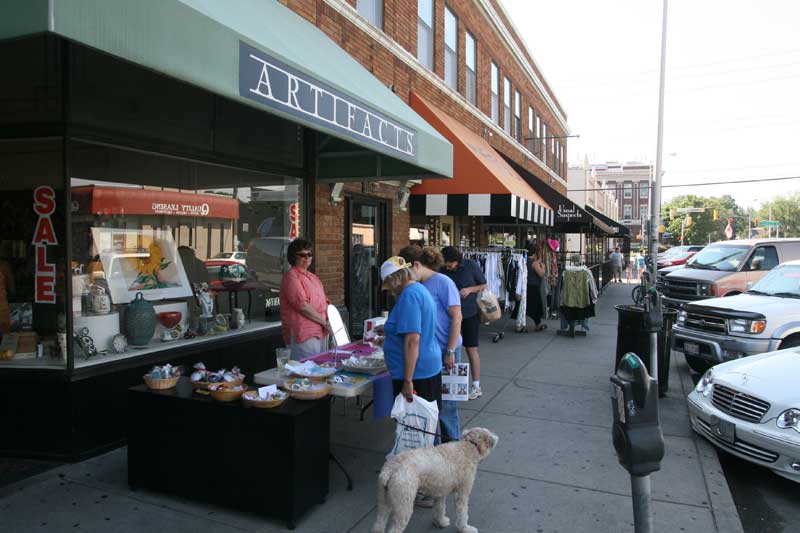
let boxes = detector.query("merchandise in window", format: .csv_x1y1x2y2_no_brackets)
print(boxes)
417,0,434,70
68,141,302,368
357,0,383,29
0,140,67,369
444,7,458,90
465,32,477,105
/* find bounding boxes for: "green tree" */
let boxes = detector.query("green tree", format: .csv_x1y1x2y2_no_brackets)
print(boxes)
758,192,800,237
661,195,743,245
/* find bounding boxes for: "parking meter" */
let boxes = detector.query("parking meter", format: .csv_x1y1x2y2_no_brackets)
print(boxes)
610,353,664,476
642,289,663,333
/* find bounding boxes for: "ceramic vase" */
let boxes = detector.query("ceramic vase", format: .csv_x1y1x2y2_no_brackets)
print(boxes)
125,292,157,346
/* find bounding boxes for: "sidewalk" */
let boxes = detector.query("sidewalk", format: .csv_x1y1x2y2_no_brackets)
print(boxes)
0,282,742,532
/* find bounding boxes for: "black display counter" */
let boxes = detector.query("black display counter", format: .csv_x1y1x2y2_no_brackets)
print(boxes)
128,378,330,530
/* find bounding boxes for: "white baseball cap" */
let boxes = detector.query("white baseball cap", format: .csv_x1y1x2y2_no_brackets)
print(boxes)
380,256,411,289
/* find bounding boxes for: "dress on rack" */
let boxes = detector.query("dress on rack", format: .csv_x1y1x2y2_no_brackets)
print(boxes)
559,267,597,328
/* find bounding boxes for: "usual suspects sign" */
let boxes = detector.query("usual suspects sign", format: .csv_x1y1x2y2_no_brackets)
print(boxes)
239,41,417,161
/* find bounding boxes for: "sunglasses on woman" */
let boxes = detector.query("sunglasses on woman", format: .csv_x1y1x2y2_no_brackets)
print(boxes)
296,252,313,258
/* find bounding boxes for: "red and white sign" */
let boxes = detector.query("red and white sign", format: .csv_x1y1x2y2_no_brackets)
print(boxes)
289,202,300,240
72,186,240,220
725,222,734,240
32,186,57,304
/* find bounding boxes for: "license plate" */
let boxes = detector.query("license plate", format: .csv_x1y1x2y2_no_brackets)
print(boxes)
710,415,736,444
684,342,700,355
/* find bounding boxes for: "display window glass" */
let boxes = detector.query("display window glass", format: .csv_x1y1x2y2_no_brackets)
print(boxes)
0,140,68,369
68,141,302,368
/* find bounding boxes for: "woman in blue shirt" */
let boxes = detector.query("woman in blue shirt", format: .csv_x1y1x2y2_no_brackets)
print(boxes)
379,256,442,412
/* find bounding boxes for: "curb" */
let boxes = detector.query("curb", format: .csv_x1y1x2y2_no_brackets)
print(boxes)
675,352,744,533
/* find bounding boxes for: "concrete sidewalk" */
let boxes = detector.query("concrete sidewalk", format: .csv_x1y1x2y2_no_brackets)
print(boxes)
0,282,742,532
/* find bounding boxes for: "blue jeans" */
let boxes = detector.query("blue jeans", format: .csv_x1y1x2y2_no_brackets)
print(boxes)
440,349,461,442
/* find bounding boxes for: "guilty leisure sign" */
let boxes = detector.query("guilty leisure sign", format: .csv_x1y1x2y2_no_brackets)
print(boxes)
239,41,417,161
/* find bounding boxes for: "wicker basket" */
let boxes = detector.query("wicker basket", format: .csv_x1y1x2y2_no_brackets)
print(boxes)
281,381,332,401
143,374,180,390
241,390,288,408
286,373,329,383
190,377,243,391
209,386,247,402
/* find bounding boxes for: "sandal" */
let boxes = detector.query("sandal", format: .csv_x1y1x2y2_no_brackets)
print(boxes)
535,324,548,332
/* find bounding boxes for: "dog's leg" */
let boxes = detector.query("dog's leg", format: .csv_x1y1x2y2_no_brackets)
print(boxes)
371,484,391,533
454,481,478,533
432,496,450,529
386,486,414,533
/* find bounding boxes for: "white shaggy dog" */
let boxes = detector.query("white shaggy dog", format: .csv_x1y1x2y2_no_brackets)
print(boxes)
371,427,499,533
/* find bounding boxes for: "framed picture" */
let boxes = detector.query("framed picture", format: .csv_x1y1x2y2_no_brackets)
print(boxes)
10,302,33,331
441,363,470,401
90,228,192,304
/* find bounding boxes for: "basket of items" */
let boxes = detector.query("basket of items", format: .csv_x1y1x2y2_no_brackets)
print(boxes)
241,386,289,408
209,383,247,402
341,355,387,375
189,362,245,390
281,378,332,401
284,360,337,383
143,364,182,390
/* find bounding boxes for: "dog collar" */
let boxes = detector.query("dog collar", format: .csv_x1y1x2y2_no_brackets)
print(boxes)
468,439,481,453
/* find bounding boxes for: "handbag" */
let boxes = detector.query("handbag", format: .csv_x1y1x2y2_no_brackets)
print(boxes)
477,289,502,323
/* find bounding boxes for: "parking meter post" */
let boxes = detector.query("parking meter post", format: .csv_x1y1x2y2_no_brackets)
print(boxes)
631,475,653,533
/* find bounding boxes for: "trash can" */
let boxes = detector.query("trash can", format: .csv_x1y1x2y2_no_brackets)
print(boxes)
614,305,676,397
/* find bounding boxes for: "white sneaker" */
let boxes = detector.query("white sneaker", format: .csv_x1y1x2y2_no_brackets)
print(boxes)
469,385,482,400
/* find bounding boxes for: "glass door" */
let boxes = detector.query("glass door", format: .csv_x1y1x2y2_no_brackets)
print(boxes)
346,198,387,337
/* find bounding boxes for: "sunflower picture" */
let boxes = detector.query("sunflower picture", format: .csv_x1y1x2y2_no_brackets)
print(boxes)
129,242,179,290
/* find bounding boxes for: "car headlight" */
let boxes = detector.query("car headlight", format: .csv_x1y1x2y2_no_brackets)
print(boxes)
777,409,800,432
695,369,714,397
677,310,687,324
728,318,767,334
699,283,710,296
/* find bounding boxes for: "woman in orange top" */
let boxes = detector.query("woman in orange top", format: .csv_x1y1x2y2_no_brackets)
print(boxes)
279,238,330,360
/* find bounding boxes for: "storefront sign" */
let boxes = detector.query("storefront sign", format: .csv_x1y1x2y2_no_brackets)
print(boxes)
239,42,417,161
150,203,211,216
32,186,57,304
72,187,240,220
288,203,300,240
556,203,584,222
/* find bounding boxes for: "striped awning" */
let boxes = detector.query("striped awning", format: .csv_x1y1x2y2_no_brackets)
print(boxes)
408,93,552,226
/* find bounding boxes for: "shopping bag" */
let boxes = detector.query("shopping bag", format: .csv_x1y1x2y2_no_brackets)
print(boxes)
388,393,439,457
477,289,502,323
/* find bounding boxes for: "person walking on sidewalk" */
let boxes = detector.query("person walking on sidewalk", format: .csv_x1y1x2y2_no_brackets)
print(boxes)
610,247,624,283
441,246,487,400
526,248,547,331
400,245,463,442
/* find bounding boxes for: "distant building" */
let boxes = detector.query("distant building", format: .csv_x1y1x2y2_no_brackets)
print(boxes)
585,161,652,246
566,160,621,254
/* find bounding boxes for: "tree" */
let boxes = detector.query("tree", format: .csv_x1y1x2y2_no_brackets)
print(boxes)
758,192,800,237
661,195,743,245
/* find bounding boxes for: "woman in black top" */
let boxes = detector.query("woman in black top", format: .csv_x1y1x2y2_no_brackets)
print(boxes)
527,249,547,331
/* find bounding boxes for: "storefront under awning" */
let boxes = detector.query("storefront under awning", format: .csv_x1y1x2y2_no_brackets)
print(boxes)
585,205,630,238
408,94,553,226
499,154,613,235
0,0,452,182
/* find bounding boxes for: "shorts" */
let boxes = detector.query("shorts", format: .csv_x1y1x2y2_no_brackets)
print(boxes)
461,314,480,348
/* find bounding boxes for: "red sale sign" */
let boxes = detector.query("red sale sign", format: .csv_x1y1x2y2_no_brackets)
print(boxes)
32,186,57,304
289,202,299,240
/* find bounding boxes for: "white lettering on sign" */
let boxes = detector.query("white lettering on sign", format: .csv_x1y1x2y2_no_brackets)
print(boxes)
557,203,582,220
150,203,211,217
246,54,416,158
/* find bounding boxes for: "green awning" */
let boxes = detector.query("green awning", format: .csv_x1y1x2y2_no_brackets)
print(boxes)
0,0,452,181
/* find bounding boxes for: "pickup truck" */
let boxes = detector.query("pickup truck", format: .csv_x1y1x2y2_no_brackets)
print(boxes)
672,260,800,372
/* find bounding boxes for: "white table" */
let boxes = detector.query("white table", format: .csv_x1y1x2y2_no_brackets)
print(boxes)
253,368,378,398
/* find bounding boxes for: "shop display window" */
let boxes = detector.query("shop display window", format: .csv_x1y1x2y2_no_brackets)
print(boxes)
69,141,302,368
0,140,67,369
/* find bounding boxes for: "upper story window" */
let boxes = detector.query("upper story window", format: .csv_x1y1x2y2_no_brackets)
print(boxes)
417,0,434,70
490,62,499,124
465,32,477,105
527,107,534,153
624,204,633,220
640,184,649,198
514,90,521,142
535,115,541,158
623,183,633,198
541,122,547,165
444,7,458,90
503,77,511,135
357,0,383,29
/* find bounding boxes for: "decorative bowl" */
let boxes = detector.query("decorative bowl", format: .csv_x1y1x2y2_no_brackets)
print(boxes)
157,311,182,329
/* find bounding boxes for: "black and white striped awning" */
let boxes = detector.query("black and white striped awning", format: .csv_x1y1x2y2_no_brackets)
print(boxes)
409,193,554,225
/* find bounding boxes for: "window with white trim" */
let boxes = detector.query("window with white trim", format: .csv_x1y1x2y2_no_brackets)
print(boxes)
465,31,476,105
417,0,434,70
623,183,632,198
357,0,383,29
503,77,511,135
527,107,534,152
535,115,541,158
640,184,649,199
541,122,547,166
514,90,521,142
444,6,458,90
490,62,499,124
640,205,648,221
624,205,632,220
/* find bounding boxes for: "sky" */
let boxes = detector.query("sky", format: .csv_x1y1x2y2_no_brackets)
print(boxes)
502,0,800,210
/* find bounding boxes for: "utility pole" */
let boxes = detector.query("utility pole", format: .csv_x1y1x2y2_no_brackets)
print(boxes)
650,0,669,280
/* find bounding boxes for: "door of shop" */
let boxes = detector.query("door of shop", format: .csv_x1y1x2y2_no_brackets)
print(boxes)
345,197,388,337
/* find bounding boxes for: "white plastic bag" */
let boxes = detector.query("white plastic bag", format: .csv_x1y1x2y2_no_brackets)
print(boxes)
388,393,439,457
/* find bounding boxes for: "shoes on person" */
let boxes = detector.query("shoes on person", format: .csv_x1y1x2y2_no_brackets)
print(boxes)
414,492,434,508
469,385,483,400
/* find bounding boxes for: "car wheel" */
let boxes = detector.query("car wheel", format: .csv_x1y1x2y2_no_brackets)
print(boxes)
779,335,800,349
685,354,711,373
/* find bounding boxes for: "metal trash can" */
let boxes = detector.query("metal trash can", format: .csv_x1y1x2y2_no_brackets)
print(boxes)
614,305,676,397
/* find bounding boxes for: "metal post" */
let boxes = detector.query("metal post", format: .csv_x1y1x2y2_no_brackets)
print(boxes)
649,0,669,278
650,330,659,383
631,475,654,533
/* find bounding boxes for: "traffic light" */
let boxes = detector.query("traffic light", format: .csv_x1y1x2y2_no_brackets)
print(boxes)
685,215,693,228
713,209,719,221
669,209,675,221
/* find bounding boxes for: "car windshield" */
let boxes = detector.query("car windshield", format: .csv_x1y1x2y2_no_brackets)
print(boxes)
749,265,800,298
687,245,750,271
661,247,688,258
212,252,233,259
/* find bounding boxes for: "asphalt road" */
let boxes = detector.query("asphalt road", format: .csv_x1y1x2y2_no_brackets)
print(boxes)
719,451,800,533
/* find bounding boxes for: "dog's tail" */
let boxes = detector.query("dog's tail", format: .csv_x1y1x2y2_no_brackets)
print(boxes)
378,460,398,490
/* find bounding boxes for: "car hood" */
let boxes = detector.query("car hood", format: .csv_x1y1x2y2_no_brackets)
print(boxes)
665,268,730,282
714,349,800,404
686,293,789,314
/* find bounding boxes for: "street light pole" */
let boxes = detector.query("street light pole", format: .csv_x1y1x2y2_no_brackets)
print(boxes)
650,0,669,277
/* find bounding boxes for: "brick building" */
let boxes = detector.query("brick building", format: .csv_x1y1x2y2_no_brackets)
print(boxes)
590,162,652,246
279,0,572,330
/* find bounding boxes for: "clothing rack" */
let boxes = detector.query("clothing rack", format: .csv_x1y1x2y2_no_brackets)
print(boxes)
556,266,598,338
